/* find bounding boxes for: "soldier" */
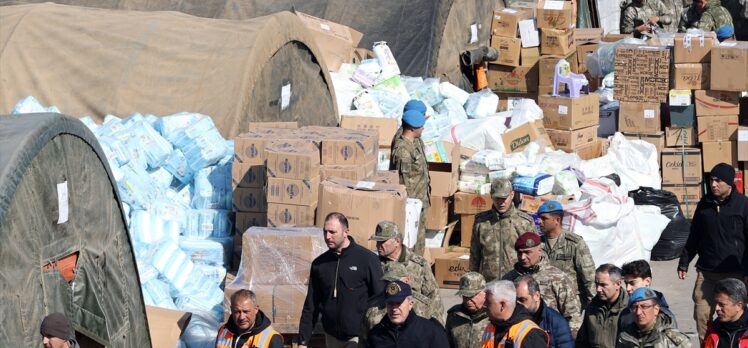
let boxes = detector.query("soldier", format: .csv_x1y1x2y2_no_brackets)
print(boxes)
615,288,691,348
679,0,734,32
537,201,596,309
470,178,536,282
445,272,490,348
389,103,430,256
503,232,583,333
576,264,629,348
621,0,675,37
719,0,748,40
370,220,444,323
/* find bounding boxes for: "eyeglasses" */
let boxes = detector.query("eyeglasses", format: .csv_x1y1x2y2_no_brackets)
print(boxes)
630,303,656,311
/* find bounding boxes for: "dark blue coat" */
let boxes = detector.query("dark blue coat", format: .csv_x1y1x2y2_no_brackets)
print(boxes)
536,300,575,348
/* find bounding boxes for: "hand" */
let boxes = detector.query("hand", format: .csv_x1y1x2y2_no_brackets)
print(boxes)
678,270,687,280
637,24,650,32
299,345,308,348
648,16,660,24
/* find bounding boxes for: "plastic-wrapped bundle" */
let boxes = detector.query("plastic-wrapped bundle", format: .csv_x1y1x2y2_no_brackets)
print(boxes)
366,89,407,117
129,210,180,244
122,112,145,127
130,121,174,169
440,117,507,152
373,75,410,100
149,167,174,191
116,162,162,209
162,149,194,184
179,311,222,348
96,115,127,138
553,170,582,198
586,38,646,77
194,164,232,193
464,89,499,119
137,261,160,284
184,209,232,239
191,187,231,210
195,264,228,288
470,150,506,170
513,174,555,196
458,181,491,194
98,136,130,168
181,129,228,172
142,278,177,309
179,237,228,267
10,95,60,114
175,287,224,322
166,185,193,207
439,82,469,105
152,242,204,294
122,134,149,170
155,112,201,143
409,78,443,106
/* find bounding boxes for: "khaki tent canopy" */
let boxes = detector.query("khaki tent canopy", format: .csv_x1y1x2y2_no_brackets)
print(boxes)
0,3,338,138
0,113,151,347
0,0,495,90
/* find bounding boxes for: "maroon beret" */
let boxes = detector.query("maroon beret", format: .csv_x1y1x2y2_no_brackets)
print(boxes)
515,232,542,250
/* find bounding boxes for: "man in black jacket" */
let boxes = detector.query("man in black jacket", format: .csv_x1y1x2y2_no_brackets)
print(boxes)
366,280,449,348
678,163,748,341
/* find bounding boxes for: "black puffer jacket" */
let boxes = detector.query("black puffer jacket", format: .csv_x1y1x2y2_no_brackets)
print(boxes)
366,311,449,348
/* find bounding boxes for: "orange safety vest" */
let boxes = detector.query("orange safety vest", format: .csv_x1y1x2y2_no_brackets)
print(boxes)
215,323,281,348
704,323,748,348
481,319,549,348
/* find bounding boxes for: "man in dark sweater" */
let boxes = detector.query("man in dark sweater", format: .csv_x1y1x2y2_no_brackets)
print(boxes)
703,278,748,348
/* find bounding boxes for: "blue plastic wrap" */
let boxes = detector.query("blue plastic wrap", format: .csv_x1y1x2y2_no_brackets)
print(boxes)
130,121,174,169
155,112,201,144
129,210,180,244
179,311,222,348
179,237,227,267
184,209,232,239
512,174,555,196
162,149,194,184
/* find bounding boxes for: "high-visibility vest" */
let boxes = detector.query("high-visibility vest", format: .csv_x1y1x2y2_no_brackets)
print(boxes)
215,324,281,348
704,323,748,348
481,319,549,348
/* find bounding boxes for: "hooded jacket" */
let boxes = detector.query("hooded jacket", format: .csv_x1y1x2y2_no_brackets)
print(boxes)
216,310,283,348
483,305,549,348
704,309,748,348
532,300,574,348
615,313,690,348
618,290,678,331
576,289,629,348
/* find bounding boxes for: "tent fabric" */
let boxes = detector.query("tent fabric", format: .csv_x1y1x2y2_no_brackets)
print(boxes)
0,113,151,347
0,0,495,89
0,3,338,138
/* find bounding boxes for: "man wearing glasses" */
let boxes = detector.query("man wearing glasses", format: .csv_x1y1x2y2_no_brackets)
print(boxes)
615,288,691,348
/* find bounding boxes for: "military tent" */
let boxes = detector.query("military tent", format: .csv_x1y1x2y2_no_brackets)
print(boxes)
0,113,151,347
0,3,338,138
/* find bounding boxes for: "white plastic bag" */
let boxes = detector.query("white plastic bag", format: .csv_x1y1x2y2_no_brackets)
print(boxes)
440,117,508,152
465,89,500,119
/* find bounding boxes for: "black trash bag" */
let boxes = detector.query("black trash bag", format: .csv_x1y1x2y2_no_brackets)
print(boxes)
629,187,692,261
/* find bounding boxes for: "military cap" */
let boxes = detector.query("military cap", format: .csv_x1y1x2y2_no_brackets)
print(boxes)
629,287,658,305
491,178,513,198
515,232,542,250
370,220,400,241
455,272,486,297
382,262,409,282
385,280,412,303
537,201,563,214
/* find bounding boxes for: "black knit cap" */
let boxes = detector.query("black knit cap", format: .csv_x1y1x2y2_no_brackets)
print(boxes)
40,313,72,340
710,163,735,185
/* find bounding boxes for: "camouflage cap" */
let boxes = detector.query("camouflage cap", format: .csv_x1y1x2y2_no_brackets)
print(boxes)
491,178,513,198
381,262,409,282
370,220,400,241
455,272,486,297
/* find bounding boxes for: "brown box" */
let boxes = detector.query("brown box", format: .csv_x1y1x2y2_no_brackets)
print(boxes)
574,28,603,45
496,92,539,112
492,8,533,38
665,127,696,147
434,251,471,288
662,183,703,207
541,28,575,56
661,148,702,185
487,64,539,93
536,0,574,29
295,12,363,71
672,63,710,90
697,115,738,142
502,120,554,153
673,32,716,63
235,212,267,234
252,284,307,325
547,125,598,152
234,129,295,164
240,226,324,285
364,170,400,185
248,122,298,130
146,306,191,348
576,43,599,73
339,115,399,148
321,131,378,165
267,203,317,227
614,45,670,103
575,138,606,160
266,176,320,205
519,194,575,213
317,178,407,250
710,41,748,92
702,141,738,170
539,52,577,89
231,162,265,189
265,140,320,180
232,187,267,212
491,35,523,66
739,126,748,161
428,142,461,197
320,159,377,181
460,214,476,247
425,196,451,230
622,132,665,164
694,90,741,116
618,101,661,133
454,192,492,215
538,93,599,131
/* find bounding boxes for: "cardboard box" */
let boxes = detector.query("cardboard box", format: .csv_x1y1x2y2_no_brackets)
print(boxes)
265,141,320,180
317,178,407,250
145,306,191,348
454,192,492,215
694,90,741,116
575,138,605,160
491,35,523,66
320,159,377,181
697,115,738,142
295,12,363,71
234,129,295,164
231,162,265,189
673,32,716,63
434,251,471,288
232,187,267,212
669,104,695,128
547,125,598,152
519,194,575,213
702,141,738,169
266,176,320,205
235,212,267,234
460,214,476,247
710,41,748,92
492,8,533,38
539,52,577,89
428,142,461,197
267,203,317,227
739,126,748,161
618,101,661,134
487,64,539,93
364,170,400,185
575,43,599,73
321,131,377,165
623,132,665,163
502,119,554,153
665,127,696,147
426,196,451,230
496,92,539,112
339,116,399,148
538,93,599,130
240,226,324,285
249,284,307,325
672,63,710,90
248,121,298,130
669,90,692,107
574,28,603,45
536,0,574,29
662,183,703,206
540,28,575,56
661,148,703,185
614,45,670,103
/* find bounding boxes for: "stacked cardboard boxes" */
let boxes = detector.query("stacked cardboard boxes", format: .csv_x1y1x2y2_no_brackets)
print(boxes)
487,4,540,100
539,92,600,158
265,139,321,228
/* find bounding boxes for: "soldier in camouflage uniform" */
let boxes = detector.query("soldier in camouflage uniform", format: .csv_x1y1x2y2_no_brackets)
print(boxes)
620,0,675,37
537,201,596,310
503,232,583,333
445,272,490,348
679,0,734,32
370,221,444,324
470,178,536,282
719,0,748,40
390,103,430,256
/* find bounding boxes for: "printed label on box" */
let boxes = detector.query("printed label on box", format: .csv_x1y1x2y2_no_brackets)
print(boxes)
644,109,655,119
544,0,565,9
558,105,568,115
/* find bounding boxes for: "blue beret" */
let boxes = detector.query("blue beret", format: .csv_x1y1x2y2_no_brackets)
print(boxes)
629,287,658,305
402,109,426,128
403,99,427,114
717,26,735,41
538,201,563,214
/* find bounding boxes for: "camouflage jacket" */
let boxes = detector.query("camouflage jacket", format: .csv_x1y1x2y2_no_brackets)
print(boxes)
544,230,597,310
620,0,673,36
576,290,629,348
470,205,536,282
658,0,687,32
679,0,734,32
502,257,583,332
445,305,490,348
380,248,445,323
616,314,690,348
389,132,430,207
